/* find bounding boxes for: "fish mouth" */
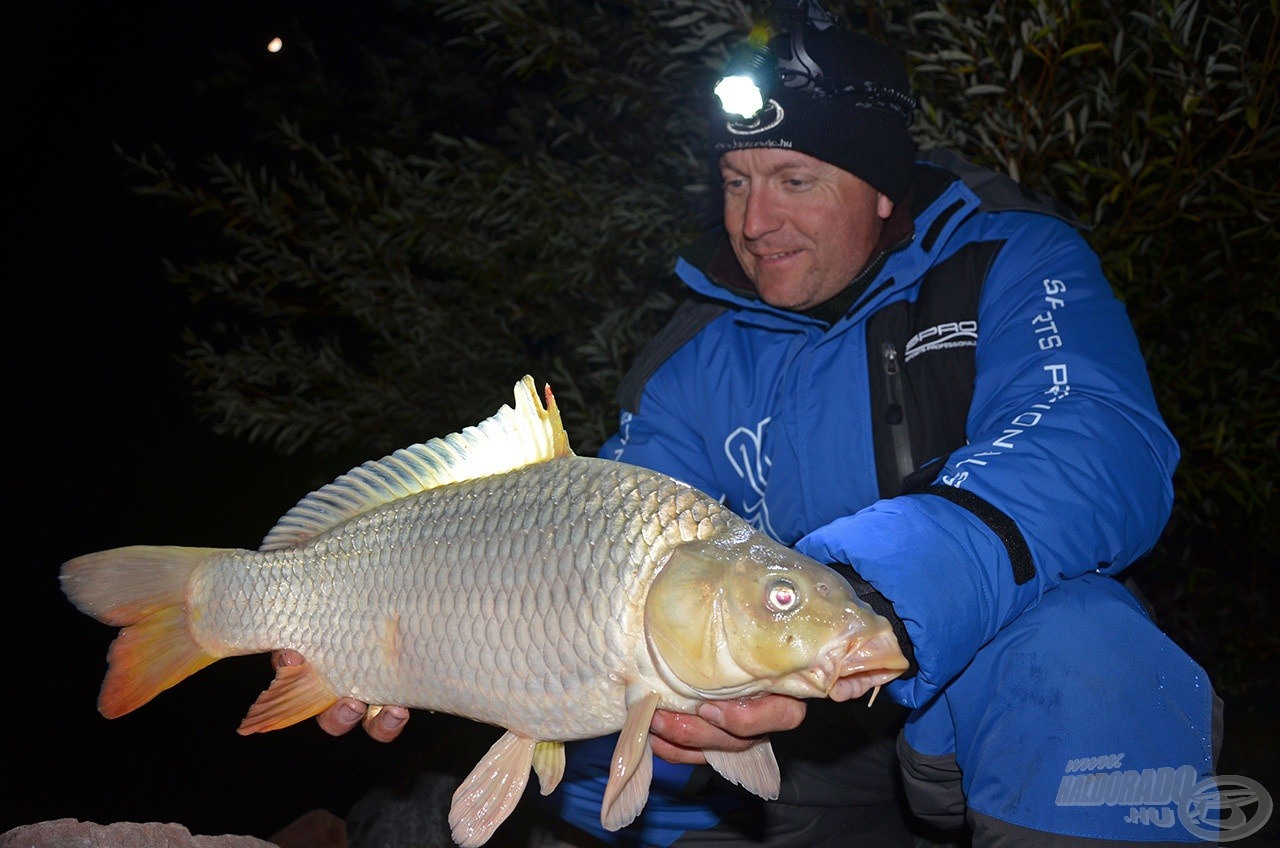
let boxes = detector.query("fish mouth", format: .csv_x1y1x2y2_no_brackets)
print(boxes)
839,629,908,675
823,628,910,697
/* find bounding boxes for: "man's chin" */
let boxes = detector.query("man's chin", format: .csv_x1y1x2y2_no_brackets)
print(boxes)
756,282,815,311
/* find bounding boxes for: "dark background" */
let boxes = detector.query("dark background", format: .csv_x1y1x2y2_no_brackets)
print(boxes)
6,1,1275,844
7,1,483,839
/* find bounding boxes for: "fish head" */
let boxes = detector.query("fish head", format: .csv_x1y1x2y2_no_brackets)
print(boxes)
644,535,908,701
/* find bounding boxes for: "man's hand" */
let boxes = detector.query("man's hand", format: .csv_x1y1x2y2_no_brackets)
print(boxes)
271,650,409,742
270,649,866,754
648,694,807,764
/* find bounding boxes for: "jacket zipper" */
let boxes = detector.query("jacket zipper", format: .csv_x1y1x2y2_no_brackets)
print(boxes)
882,342,916,487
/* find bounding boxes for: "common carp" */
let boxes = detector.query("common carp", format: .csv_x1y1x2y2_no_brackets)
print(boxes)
61,375,908,847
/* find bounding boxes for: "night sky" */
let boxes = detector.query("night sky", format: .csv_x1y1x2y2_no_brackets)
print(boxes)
7,1,487,838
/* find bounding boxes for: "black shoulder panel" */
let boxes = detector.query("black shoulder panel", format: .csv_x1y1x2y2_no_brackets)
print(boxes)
918,148,1086,229
865,239,1001,498
615,298,728,414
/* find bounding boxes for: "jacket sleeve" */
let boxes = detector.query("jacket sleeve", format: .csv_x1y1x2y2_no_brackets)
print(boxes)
796,214,1180,709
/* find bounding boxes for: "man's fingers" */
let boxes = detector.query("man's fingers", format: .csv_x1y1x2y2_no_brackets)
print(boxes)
649,732,709,765
315,698,368,737
647,695,808,765
650,710,743,752
312,699,410,741
270,651,409,741
361,704,410,742
696,695,806,738
272,649,304,670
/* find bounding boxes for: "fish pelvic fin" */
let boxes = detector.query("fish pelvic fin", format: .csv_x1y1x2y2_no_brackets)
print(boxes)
450,730,536,848
601,692,659,832
60,546,224,719
704,740,781,800
259,375,573,551
238,663,340,734
532,740,565,796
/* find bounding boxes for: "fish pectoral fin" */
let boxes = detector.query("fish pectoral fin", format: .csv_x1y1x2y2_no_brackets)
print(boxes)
601,692,660,832
449,730,536,848
237,662,339,735
532,740,565,795
704,739,780,800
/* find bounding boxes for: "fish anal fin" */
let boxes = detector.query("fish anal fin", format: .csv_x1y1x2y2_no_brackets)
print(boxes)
237,663,339,734
532,740,565,795
99,606,219,719
704,740,781,800
449,730,536,848
601,692,659,832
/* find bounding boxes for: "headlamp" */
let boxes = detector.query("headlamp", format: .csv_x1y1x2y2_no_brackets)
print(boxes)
713,34,776,119
712,0,839,121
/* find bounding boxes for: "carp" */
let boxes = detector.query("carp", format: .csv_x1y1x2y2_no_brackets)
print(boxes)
61,375,908,846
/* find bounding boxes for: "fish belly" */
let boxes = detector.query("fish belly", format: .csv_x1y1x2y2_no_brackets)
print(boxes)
189,456,738,740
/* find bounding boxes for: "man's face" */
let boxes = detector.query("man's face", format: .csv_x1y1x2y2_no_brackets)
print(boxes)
720,148,894,311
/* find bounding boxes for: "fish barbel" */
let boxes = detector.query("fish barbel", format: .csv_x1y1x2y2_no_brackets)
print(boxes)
61,375,908,847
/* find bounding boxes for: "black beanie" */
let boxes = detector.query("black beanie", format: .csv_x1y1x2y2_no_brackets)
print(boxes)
709,24,917,203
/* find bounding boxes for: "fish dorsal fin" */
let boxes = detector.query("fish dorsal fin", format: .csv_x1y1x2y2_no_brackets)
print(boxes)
259,376,572,551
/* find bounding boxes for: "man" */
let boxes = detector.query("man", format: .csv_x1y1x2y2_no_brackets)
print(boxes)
296,3,1222,845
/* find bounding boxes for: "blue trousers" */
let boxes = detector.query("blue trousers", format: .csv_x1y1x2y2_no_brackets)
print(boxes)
900,573,1222,844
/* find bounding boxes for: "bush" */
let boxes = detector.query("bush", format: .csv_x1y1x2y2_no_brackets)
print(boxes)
128,0,1277,691
861,0,1279,693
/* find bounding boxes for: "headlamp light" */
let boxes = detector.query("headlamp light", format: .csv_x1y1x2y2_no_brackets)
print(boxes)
713,36,776,119
713,0,839,121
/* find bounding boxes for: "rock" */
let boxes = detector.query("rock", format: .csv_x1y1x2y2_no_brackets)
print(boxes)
269,809,348,848
0,819,278,848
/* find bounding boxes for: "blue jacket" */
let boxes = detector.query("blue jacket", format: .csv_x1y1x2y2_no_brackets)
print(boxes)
602,149,1179,710
550,151,1199,845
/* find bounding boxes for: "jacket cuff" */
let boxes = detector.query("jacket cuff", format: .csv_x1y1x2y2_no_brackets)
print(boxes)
826,561,918,679
797,493,1028,708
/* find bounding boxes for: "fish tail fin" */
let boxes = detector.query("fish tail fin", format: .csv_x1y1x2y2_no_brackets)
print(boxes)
60,545,225,718
99,604,220,718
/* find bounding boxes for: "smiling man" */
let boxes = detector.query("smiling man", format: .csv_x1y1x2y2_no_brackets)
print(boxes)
720,149,894,311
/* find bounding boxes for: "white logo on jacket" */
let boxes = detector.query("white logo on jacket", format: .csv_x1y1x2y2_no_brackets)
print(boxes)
724,417,778,539
903,320,978,363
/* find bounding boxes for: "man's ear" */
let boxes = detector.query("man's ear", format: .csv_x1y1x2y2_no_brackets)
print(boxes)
877,193,895,221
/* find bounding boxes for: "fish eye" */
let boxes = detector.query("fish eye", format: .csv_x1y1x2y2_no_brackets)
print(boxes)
766,579,799,613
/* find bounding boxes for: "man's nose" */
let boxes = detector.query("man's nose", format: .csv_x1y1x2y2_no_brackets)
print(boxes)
742,188,781,240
